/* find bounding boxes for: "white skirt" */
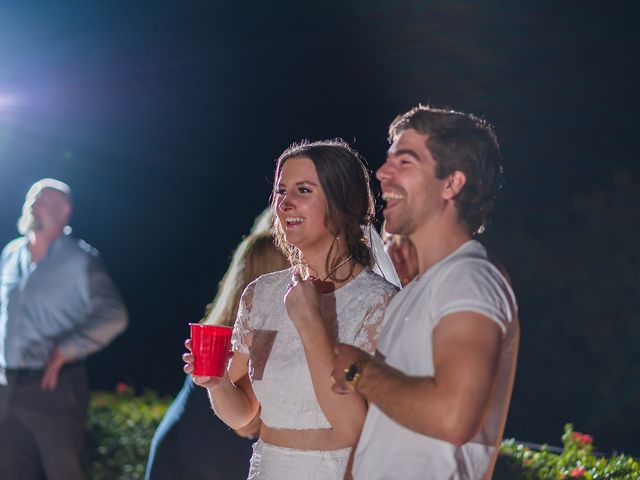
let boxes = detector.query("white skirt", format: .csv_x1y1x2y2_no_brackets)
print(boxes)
247,439,351,480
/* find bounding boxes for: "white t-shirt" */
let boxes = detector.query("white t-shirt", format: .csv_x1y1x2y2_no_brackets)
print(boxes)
353,241,519,480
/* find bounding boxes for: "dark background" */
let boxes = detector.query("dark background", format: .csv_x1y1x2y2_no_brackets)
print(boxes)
1,1,638,455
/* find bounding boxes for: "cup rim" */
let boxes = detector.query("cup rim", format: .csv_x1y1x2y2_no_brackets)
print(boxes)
188,323,233,329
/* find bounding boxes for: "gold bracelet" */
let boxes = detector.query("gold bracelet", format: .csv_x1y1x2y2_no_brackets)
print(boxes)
344,357,370,389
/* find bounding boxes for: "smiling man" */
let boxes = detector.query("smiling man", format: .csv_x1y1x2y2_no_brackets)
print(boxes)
332,105,519,479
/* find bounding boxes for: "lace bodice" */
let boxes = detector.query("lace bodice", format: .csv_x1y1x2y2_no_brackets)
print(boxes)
231,267,397,430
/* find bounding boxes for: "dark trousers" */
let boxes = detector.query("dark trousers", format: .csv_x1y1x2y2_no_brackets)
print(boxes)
0,363,90,480
145,375,253,480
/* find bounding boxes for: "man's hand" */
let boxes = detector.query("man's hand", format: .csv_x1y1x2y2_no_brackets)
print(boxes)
41,347,66,391
284,273,322,329
331,343,372,394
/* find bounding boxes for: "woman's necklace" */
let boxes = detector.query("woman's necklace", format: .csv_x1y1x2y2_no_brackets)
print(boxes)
308,255,353,282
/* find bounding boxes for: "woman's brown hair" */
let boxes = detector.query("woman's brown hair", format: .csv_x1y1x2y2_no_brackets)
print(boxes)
271,139,375,282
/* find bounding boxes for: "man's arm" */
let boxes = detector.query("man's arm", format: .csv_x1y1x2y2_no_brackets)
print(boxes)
57,255,128,361
42,256,128,390
334,311,502,446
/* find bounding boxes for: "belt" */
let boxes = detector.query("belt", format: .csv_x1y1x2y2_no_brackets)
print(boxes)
0,361,85,382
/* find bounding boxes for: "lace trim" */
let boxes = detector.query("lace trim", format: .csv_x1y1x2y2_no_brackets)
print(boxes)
353,288,396,354
231,281,256,354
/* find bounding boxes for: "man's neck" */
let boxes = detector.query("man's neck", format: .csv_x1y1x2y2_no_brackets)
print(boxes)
27,229,63,262
410,217,472,276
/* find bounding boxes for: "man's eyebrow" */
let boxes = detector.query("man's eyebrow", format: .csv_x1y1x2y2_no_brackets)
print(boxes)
388,148,421,161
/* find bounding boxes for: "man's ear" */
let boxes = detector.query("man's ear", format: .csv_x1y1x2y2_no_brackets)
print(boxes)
442,171,466,200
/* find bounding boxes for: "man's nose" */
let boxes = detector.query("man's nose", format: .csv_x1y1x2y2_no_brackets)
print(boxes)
376,160,393,182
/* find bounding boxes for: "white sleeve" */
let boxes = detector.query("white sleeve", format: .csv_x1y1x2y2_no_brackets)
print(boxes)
428,260,516,336
231,281,256,354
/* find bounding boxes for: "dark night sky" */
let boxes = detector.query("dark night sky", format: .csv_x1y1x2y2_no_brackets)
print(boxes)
1,1,639,454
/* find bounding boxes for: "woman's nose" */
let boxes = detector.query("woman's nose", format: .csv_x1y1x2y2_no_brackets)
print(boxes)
278,193,294,210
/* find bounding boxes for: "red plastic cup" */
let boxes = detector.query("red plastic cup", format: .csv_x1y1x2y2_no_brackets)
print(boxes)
189,324,233,377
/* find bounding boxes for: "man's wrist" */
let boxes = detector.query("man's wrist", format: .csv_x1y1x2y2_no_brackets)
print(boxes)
344,356,371,390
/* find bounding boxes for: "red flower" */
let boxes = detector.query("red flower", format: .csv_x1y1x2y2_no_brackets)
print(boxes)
570,466,586,477
115,382,130,394
580,434,593,444
571,432,594,445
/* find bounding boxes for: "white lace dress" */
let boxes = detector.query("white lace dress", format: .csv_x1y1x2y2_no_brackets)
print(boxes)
231,267,398,480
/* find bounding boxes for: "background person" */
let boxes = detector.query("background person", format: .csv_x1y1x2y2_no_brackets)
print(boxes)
381,226,419,287
145,208,289,480
0,178,128,480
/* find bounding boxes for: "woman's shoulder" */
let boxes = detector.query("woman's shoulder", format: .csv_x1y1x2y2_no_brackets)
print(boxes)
252,267,293,291
358,267,400,295
239,267,292,313
338,267,399,305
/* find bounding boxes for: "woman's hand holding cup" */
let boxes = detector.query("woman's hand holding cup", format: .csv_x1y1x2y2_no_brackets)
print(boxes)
183,328,232,389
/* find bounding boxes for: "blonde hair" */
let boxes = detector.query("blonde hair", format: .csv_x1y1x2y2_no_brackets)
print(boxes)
17,178,72,235
202,210,288,326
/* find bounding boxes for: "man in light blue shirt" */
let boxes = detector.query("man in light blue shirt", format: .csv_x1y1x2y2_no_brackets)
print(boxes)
0,178,128,480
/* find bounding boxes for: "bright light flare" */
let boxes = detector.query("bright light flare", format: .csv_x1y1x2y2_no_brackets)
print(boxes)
0,93,19,109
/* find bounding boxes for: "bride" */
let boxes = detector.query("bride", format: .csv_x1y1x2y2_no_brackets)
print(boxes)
184,139,398,479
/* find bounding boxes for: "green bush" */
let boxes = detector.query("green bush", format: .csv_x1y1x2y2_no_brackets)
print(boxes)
83,385,171,480
83,391,639,480
497,424,640,479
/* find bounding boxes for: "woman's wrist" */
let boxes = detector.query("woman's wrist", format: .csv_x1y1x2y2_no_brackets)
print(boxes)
207,371,233,393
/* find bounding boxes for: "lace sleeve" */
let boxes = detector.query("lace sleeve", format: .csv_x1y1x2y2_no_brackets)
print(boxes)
353,288,396,354
231,282,256,354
